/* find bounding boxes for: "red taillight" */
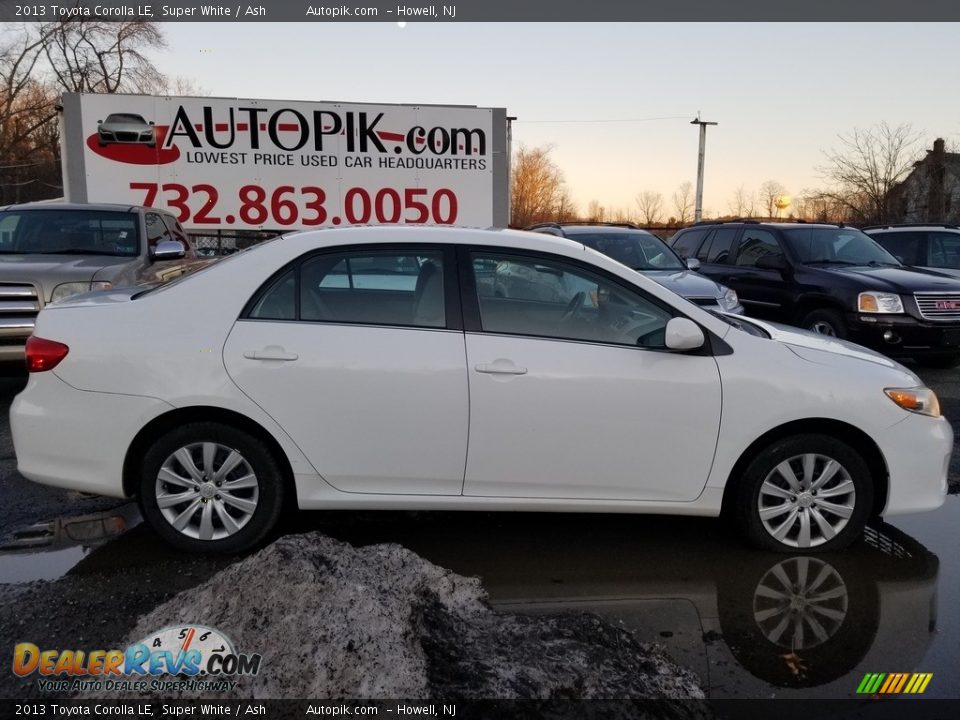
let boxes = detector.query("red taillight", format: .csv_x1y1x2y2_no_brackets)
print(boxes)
25,336,70,373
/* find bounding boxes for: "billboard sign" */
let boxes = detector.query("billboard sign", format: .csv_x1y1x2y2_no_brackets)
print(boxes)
60,93,509,230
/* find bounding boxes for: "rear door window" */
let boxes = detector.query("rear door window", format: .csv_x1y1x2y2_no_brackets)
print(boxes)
734,229,783,267
671,229,709,259
702,228,738,264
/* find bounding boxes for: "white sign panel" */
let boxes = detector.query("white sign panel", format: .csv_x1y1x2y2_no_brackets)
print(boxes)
66,94,502,230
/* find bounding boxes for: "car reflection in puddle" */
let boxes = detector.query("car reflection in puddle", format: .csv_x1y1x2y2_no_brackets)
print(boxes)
0,508,939,700
487,521,939,698
298,512,938,699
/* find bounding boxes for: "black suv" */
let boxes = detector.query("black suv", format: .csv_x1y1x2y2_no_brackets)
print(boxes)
668,220,960,366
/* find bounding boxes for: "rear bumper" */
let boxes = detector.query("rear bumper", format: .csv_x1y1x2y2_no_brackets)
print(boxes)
847,313,960,356
11,371,173,497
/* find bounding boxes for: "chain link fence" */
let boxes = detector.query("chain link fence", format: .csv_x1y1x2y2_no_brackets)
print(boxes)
188,229,283,257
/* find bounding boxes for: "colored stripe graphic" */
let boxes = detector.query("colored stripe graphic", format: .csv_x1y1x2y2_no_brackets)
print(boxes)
857,672,932,694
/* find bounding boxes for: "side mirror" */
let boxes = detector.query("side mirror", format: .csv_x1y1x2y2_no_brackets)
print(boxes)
151,239,186,260
149,121,155,125
755,254,788,271
97,120,103,124
665,317,705,352
685,257,701,271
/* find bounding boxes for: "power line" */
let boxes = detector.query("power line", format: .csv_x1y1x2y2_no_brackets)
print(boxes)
514,115,691,124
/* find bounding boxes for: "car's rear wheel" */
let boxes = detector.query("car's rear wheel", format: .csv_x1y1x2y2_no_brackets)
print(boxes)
801,309,847,339
736,434,872,553
139,422,285,553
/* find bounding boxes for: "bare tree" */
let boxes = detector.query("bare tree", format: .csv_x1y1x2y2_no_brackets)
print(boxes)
585,200,606,222
728,184,755,217
41,20,166,94
794,189,855,224
0,20,192,203
672,181,693,225
635,191,663,224
510,144,576,228
154,75,210,96
759,179,788,219
817,122,922,225
0,27,61,203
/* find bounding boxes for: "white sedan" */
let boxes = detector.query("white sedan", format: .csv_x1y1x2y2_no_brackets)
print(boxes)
11,227,951,553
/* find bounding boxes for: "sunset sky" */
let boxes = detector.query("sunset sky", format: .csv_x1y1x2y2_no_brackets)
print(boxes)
151,22,960,217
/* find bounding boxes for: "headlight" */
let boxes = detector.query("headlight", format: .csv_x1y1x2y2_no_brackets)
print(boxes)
50,281,112,303
885,387,941,417
719,287,739,311
859,292,903,314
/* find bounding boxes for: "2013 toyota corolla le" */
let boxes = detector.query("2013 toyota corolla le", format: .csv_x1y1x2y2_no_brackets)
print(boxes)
10,227,951,553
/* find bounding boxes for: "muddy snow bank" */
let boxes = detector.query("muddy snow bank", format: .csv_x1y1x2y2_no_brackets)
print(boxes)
121,532,704,699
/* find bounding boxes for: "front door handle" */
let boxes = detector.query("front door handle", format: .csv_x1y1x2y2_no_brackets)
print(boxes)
243,346,299,362
475,359,527,375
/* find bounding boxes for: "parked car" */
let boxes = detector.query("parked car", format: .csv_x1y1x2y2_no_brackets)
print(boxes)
668,220,960,367
527,222,743,314
863,223,960,277
97,113,156,147
11,227,950,554
0,202,211,362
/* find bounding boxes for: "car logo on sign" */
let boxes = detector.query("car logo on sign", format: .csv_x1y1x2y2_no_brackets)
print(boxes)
935,300,960,310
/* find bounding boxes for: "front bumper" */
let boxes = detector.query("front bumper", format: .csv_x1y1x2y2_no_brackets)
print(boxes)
847,313,960,356
876,411,951,516
11,371,172,497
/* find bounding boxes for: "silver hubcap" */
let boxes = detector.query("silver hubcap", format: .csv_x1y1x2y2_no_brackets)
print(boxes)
810,321,836,336
156,442,259,541
758,453,856,548
753,557,848,650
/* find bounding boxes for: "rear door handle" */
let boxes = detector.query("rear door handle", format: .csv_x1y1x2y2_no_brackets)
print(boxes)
243,346,299,362
475,360,527,375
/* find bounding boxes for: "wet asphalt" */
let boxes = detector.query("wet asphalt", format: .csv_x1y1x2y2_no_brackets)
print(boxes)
1,364,959,700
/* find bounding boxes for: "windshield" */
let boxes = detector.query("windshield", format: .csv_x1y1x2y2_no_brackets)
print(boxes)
0,210,140,257
782,227,900,267
572,231,686,271
105,114,147,124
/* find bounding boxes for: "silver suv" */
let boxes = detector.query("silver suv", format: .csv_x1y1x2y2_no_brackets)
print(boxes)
0,202,208,362
527,223,743,314
864,224,960,277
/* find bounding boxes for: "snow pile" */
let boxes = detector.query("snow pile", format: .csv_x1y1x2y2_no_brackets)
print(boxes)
117,532,704,699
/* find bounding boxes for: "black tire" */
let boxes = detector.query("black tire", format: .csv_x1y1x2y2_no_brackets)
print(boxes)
139,422,285,553
914,353,960,369
735,434,873,553
801,308,847,339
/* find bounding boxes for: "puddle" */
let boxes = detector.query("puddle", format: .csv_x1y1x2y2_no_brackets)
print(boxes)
0,498,954,699
0,546,88,584
0,504,141,583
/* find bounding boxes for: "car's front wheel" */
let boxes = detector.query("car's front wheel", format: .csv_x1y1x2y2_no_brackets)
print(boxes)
139,422,285,553
736,434,872,552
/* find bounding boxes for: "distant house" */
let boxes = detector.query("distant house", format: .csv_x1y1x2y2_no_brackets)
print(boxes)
889,138,960,223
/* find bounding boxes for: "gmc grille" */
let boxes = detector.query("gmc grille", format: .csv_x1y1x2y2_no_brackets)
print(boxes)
0,283,40,340
915,292,960,320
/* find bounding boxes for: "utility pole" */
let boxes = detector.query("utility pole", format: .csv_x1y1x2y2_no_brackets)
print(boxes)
691,115,717,223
